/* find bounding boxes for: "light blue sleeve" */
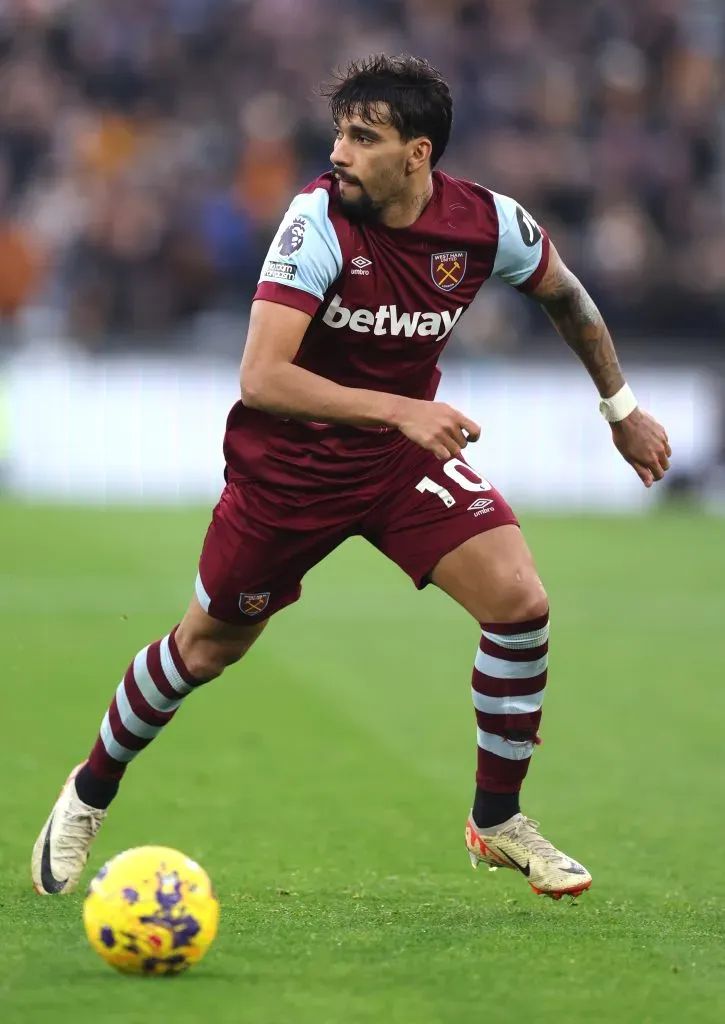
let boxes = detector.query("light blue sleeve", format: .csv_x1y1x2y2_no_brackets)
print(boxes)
491,191,545,287
257,187,343,300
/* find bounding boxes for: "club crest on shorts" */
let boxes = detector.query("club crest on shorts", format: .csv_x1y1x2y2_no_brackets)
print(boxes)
431,250,467,291
239,592,270,616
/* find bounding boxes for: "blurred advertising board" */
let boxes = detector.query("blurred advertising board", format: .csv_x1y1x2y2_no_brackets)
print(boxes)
3,350,720,510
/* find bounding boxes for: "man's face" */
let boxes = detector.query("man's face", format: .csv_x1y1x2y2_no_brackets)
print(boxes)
330,105,417,223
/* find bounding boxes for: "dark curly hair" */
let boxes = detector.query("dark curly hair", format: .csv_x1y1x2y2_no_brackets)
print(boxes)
322,54,453,167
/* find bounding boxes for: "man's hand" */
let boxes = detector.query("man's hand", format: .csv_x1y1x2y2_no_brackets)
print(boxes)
610,407,671,488
394,399,481,460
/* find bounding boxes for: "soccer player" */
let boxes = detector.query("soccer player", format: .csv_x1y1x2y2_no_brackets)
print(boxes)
33,55,670,900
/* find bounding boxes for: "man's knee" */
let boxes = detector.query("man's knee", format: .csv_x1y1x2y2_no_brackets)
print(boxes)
504,573,548,623
175,619,266,682
485,570,548,624
431,526,549,623
178,639,234,683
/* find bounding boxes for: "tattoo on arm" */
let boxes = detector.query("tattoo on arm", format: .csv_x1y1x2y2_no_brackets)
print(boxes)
531,252,625,399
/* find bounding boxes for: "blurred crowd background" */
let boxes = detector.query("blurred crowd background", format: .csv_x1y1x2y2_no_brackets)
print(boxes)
0,0,722,357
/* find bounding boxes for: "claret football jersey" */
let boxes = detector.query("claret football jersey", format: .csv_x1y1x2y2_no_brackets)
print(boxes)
223,170,549,489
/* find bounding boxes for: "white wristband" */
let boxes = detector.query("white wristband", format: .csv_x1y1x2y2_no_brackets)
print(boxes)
599,384,638,424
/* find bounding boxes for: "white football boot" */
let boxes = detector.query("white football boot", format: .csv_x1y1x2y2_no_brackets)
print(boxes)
466,812,592,900
32,763,107,895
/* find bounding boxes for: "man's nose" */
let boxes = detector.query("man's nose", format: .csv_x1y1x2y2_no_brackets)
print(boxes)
330,137,351,166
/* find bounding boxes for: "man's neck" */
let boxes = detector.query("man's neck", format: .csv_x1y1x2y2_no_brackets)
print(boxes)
380,176,434,229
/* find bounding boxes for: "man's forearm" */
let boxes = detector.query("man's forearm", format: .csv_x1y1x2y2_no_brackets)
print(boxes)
241,360,407,428
536,266,625,399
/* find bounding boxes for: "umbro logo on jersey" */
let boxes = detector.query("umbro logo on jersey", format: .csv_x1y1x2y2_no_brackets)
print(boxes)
350,256,372,276
322,294,463,342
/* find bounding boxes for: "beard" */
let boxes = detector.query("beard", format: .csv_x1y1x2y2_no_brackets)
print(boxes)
337,185,384,225
334,163,408,225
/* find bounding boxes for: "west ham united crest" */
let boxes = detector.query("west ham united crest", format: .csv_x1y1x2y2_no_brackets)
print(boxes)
239,592,270,616
431,250,467,291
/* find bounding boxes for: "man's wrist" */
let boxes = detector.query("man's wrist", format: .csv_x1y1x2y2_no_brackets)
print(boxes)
599,383,638,424
383,394,412,430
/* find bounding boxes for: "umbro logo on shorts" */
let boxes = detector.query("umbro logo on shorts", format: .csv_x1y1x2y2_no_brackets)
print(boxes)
468,497,495,517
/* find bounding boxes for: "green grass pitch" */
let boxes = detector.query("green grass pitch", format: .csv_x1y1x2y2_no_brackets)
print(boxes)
1,501,724,1023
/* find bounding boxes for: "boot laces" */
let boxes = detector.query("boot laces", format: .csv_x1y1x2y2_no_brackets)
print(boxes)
504,816,561,860
55,807,105,864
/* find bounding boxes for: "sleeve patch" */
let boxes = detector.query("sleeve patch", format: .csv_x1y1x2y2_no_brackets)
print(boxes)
515,205,542,248
257,188,343,302
277,217,307,257
491,191,545,288
263,261,298,283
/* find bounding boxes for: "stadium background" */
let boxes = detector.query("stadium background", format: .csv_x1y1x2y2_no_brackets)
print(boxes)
0,0,723,504
2,3,724,1023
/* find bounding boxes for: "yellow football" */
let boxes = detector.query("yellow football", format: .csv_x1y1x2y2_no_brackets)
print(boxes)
82,846,219,975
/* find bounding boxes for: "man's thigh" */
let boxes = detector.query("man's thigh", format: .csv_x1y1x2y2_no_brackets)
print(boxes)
195,481,350,624
366,447,519,590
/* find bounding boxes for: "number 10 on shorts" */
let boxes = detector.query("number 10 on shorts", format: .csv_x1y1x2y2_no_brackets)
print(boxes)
415,458,492,508
416,476,456,507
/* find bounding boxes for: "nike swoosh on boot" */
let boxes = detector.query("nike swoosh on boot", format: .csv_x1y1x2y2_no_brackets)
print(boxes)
41,814,70,893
